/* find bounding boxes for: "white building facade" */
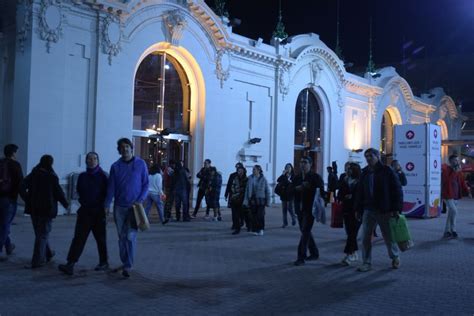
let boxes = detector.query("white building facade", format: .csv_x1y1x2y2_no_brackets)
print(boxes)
0,0,466,207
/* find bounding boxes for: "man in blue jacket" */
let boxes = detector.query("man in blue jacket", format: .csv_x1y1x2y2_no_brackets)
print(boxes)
105,138,148,278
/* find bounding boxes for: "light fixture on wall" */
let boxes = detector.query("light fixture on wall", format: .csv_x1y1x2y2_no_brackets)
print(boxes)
248,137,262,144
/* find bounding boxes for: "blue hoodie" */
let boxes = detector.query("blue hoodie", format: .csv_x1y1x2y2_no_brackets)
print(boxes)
105,157,149,208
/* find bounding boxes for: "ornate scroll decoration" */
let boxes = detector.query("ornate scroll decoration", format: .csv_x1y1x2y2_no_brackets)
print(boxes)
38,0,64,53
17,0,33,53
337,88,344,112
279,64,290,99
102,14,122,65
164,9,187,46
215,48,230,88
369,95,376,119
309,59,323,87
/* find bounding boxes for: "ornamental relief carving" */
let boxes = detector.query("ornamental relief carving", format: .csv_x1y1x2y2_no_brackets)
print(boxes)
164,9,187,46
279,65,290,98
102,14,122,65
215,48,231,88
309,59,323,87
17,0,33,53
38,0,64,53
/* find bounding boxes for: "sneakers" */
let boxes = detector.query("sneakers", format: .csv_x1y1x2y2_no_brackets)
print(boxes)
58,263,74,275
349,252,359,263
452,231,458,239
46,251,56,262
212,216,218,222
94,262,109,271
253,230,264,236
231,230,240,235
357,263,372,272
190,214,196,219
392,257,400,269
217,216,222,221
443,232,452,239
5,243,15,255
293,259,305,266
306,254,319,261
341,256,350,266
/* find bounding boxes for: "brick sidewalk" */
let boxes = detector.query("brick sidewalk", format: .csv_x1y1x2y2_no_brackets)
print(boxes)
1,201,474,315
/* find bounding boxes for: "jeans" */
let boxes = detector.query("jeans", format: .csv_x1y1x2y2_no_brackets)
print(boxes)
175,190,190,220
444,199,458,233
31,216,54,265
66,208,108,264
250,205,265,232
282,200,296,226
114,205,137,270
144,194,165,223
297,212,318,260
193,188,207,216
0,197,15,254
361,210,400,264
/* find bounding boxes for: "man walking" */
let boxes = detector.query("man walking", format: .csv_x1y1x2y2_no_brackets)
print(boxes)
442,154,471,239
58,152,109,275
293,156,324,266
105,138,148,278
354,148,403,272
0,144,24,261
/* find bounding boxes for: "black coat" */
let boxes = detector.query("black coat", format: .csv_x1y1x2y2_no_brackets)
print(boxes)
225,171,238,200
337,177,359,214
293,171,325,214
354,162,403,214
20,167,69,218
276,173,294,201
0,158,24,201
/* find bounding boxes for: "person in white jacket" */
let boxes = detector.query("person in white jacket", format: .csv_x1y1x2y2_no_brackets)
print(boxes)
144,164,167,224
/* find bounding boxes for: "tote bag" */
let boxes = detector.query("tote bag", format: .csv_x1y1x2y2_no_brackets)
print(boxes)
133,203,150,232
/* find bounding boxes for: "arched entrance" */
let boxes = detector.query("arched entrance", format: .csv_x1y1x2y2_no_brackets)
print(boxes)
133,51,191,167
437,119,449,161
380,107,402,165
294,88,322,173
131,43,206,172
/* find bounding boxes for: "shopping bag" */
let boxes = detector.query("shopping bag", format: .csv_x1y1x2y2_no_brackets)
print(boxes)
312,188,326,224
389,214,414,251
133,203,150,232
330,202,344,228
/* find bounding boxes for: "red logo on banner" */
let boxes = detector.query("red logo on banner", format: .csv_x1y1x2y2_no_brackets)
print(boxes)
434,160,438,168
406,130,415,139
434,129,438,139
406,162,415,171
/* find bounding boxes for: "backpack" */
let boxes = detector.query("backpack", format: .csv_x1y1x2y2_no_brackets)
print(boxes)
0,158,12,194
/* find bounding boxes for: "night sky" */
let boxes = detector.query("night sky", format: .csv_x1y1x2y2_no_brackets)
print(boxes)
204,0,474,110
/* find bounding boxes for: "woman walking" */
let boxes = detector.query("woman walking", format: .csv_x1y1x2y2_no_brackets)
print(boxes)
229,166,247,234
206,167,222,221
58,152,108,275
337,162,362,265
244,165,270,236
276,163,296,228
144,164,167,224
21,155,69,268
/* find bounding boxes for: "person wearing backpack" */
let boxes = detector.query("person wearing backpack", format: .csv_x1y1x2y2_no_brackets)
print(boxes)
276,163,296,228
0,144,24,261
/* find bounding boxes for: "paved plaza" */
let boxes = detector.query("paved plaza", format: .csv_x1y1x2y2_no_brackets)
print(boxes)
1,201,474,315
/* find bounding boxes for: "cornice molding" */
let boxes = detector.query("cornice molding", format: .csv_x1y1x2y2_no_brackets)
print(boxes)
384,76,436,115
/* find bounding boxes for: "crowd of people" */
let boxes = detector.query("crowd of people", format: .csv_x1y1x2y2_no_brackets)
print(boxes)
0,139,471,278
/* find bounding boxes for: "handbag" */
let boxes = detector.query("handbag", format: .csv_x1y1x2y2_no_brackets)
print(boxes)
133,202,150,232
389,214,414,252
312,188,326,224
330,201,344,228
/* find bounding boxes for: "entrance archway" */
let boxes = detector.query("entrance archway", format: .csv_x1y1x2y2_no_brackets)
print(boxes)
132,43,206,171
294,88,322,173
437,119,449,161
380,107,401,165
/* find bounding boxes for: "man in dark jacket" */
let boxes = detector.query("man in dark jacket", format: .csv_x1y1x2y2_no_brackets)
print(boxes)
224,162,244,206
191,159,211,218
0,144,24,261
21,155,69,268
174,161,191,221
293,156,325,266
59,152,109,275
354,148,403,272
